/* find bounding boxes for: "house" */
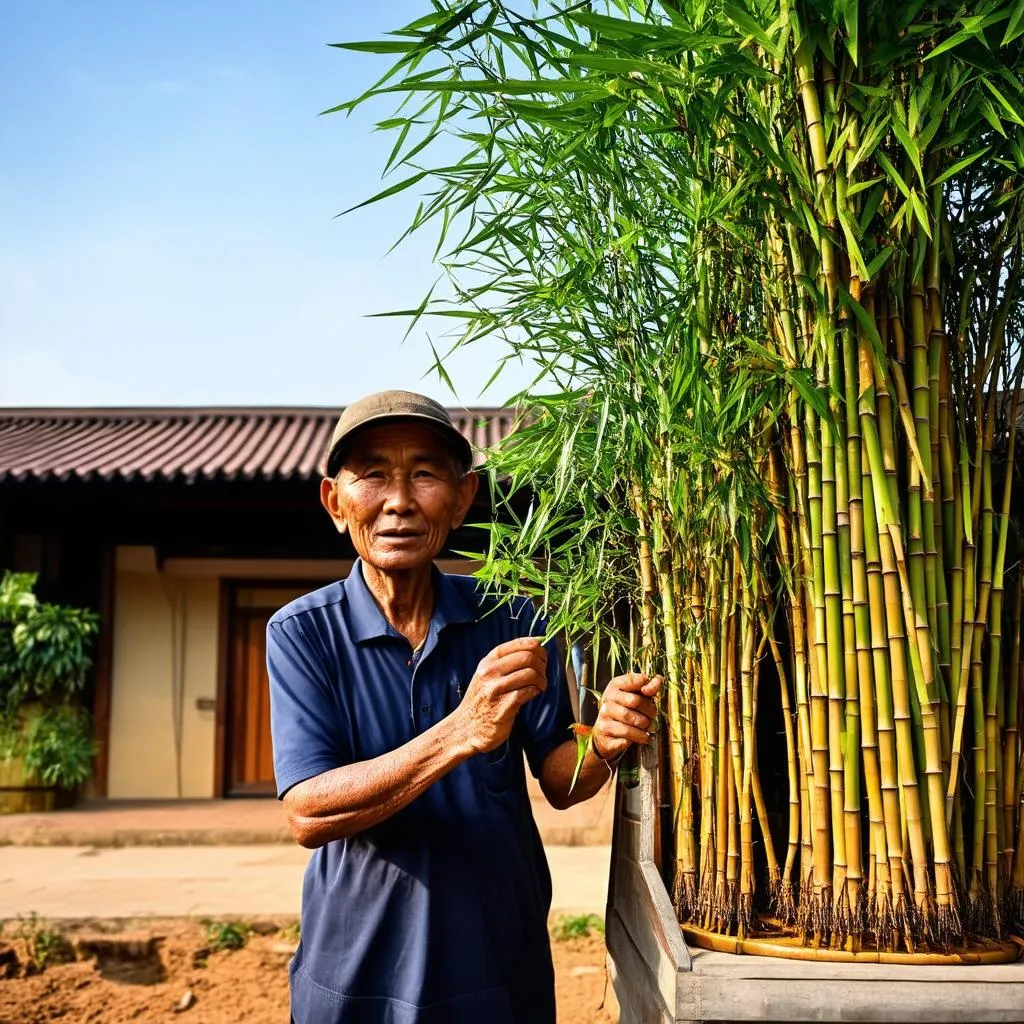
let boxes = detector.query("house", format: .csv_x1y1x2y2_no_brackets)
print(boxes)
0,406,516,801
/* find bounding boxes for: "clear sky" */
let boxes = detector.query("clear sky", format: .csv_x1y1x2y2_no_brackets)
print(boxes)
0,2,532,410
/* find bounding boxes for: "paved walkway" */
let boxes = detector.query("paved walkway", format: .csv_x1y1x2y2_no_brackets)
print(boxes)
0,843,611,922
0,779,615,849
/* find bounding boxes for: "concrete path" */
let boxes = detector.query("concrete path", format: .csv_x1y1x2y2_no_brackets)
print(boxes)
0,780,615,849
0,844,611,922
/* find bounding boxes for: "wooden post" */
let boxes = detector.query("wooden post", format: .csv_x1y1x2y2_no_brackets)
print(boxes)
90,545,115,798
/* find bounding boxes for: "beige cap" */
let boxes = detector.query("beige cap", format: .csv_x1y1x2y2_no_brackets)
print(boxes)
323,390,473,477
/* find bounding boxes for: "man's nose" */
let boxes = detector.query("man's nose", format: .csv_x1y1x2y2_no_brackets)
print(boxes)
382,475,415,513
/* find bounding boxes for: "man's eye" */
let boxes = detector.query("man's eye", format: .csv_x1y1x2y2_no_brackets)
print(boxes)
364,470,386,480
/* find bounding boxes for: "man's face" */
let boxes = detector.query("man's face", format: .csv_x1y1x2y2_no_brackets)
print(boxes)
320,422,478,573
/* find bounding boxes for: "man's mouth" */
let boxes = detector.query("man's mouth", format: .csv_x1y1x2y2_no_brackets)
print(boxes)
377,529,422,539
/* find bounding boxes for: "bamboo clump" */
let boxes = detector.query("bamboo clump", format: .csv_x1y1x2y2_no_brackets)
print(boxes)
343,0,1024,956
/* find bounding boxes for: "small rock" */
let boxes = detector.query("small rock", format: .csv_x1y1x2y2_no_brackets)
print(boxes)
173,990,196,1013
248,920,279,937
269,941,297,957
570,965,602,977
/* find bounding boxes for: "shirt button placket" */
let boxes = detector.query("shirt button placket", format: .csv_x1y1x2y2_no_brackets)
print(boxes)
410,649,433,731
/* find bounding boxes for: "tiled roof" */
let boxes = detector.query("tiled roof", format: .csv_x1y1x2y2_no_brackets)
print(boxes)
0,407,517,484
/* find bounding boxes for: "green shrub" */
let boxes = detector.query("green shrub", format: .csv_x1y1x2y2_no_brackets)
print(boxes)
551,914,604,942
18,914,72,971
0,572,99,788
203,920,250,952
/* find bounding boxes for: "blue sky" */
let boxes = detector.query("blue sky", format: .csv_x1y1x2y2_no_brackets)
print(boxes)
0,2,532,409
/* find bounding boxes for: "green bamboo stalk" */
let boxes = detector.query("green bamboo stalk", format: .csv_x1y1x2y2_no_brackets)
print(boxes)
738,571,757,937
804,399,835,943
1003,568,1022,902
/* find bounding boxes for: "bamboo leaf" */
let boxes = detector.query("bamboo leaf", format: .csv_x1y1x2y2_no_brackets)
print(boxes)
875,150,911,200
839,287,886,360
331,39,426,54
927,12,1005,59
1003,0,1024,43
722,3,785,59
864,245,894,279
337,170,429,216
890,109,926,188
837,207,870,280
982,78,1024,127
932,147,992,186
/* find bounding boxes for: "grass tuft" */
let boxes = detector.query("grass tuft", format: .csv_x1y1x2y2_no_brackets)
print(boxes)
17,913,73,972
202,920,250,952
551,914,605,941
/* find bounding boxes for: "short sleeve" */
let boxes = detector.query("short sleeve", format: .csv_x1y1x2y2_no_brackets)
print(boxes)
513,612,575,778
267,615,350,799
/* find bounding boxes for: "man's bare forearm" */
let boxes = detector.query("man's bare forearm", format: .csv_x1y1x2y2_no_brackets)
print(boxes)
539,739,621,810
283,715,475,848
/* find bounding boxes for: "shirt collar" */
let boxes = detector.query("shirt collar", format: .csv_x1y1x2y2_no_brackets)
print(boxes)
344,559,478,645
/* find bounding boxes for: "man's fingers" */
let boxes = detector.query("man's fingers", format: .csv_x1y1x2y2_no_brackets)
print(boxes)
602,703,655,734
641,675,664,697
489,667,547,695
598,720,652,746
492,636,546,660
608,672,652,693
512,685,542,708
491,649,548,680
483,647,547,679
606,692,658,719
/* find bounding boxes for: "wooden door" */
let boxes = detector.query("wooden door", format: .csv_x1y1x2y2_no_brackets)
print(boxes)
228,609,276,795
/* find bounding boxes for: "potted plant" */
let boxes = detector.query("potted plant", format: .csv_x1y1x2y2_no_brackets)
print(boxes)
0,571,99,814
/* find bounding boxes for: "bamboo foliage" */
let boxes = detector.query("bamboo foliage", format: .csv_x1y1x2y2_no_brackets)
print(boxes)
341,1,1024,952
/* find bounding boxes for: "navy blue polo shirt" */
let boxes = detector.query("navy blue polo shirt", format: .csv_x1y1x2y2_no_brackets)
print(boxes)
267,561,574,1024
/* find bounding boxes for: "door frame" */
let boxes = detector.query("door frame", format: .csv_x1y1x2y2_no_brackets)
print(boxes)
214,576,341,798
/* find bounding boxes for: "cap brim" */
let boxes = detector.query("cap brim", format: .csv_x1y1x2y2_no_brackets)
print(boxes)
324,413,474,477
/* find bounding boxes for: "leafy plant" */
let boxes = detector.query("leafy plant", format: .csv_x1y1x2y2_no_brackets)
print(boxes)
0,572,99,788
17,914,72,972
551,914,605,942
203,920,250,952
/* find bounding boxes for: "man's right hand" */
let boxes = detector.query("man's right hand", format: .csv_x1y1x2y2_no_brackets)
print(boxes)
456,637,548,754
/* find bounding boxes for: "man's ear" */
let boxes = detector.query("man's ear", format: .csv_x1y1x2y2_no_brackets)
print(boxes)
451,470,480,530
320,477,349,536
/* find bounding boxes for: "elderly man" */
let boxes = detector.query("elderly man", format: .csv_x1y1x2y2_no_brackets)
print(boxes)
268,391,661,1024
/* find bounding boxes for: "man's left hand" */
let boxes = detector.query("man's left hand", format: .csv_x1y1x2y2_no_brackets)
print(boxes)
590,673,664,764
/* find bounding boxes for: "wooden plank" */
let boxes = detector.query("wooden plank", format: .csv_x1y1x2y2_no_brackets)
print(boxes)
212,580,231,798
228,610,248,792
642,861,691,971
243,616,259,783
606,909,675,1024
686,948,1024,982
680,972,1024,1022
610,855,687,1014
250,617,274,784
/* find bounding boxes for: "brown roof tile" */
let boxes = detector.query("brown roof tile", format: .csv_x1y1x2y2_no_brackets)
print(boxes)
0,407,516,484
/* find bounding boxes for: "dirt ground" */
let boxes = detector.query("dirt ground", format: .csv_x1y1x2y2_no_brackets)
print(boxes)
0,918,618,1024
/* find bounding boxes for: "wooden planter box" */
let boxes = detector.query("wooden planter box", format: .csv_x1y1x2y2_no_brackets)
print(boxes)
605,745,1024,1024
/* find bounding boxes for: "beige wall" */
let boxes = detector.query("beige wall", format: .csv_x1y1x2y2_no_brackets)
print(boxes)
108,551,220,799
106,549,481,800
